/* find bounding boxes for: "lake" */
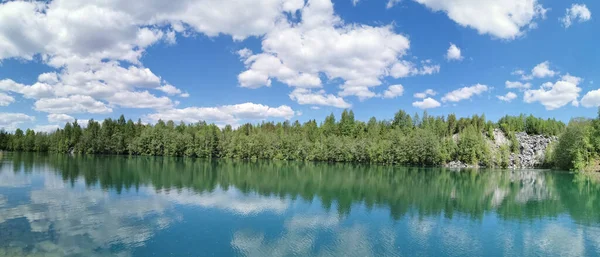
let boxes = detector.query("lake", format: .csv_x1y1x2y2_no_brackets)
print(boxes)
0,153,599,257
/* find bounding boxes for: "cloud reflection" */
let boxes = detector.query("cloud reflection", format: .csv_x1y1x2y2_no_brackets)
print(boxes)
153,187,289,215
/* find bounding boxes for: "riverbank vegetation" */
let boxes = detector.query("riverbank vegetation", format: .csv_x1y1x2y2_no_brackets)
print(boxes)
1,110,579,168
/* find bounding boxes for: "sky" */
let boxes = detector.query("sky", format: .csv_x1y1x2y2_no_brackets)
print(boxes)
0,0,598,132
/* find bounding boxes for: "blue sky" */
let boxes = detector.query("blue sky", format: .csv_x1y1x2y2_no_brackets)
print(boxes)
0,0,597,131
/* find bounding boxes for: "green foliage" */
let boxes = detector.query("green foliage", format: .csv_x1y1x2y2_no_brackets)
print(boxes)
508,132,520,153
498,114,565,136
499,145,510,168
552,119,593,171
455,125,490,165
0,111,572,168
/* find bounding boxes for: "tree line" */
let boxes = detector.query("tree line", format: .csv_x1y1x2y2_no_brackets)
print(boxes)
0,110,572,168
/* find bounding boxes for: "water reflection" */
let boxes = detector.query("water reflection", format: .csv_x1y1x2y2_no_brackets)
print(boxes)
0,153,599,256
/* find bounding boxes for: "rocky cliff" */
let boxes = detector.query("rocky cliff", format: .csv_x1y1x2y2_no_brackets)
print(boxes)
447,129,557,169
508,132,557,168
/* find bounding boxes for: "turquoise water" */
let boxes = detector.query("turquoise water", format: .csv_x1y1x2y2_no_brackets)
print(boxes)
0,152,600,257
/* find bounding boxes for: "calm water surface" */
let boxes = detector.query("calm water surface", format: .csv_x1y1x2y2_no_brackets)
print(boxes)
1,152,600,257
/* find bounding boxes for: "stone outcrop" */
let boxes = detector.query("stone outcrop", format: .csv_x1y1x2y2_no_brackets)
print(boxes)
445,129,557,169
509,132,557,169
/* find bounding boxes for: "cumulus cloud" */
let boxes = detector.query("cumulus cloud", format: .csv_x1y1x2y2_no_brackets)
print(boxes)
34,95,112,114
107,91,174,109
0,113,35,130
446,43,463,61
531,61,556,79
47,114,75,124
382,85,404,99
158,84,182,95
0,0,302,61
0,79,54,99
237,0,439,101
442,84,489,103
497,92,518,102
524,75,582,110
505,81,531,90
561,4,591,28
389,61,440,78
561,73,583,85
147,102,295,126
412,97,441,109
512,69,525,76
413,0,547,39
0,0,307,119
414,89,437,98
289,88,351,108
581,89,600,108
513,61,558,80
0,92,14,106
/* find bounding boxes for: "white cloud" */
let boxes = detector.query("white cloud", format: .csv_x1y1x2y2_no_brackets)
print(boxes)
47,114,75,124
34,95,112,114
524,76,582,110
413,0,547,39
389,61,440,78
419,64,441,75
497,92,518,102
0,0,302,62
412,97,441,109
238,53,321,89
0,113,35,130
238,0,425,100
237,48,253,59
0,79,54,99
147,102,295,126
531,61,556,79
387,0,402,9
158,84,182,95
310,106,320,110
0,92,14,106
33,124,61,133
505,81,531,90
512,69,525,76
572,100,579,107
414,89,437,98
0,0,307,118
2,61,178,113
446,43,463,61
561,4,591,28
581,89,600,108
561,73,583,85
289,88,351,108
382,84,404,99
442,84,489,102
107,91,174,109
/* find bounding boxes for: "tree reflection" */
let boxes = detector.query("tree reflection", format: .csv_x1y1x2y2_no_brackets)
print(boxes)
3,152,599,223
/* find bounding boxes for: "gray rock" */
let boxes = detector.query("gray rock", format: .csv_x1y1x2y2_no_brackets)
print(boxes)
445,160,477,169
508,132,557,169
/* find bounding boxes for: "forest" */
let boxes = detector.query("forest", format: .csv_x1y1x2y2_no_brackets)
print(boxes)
0,109,595,171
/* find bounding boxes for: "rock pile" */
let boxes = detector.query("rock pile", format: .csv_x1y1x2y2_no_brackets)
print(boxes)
446,161,475,169
509,132,557,168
